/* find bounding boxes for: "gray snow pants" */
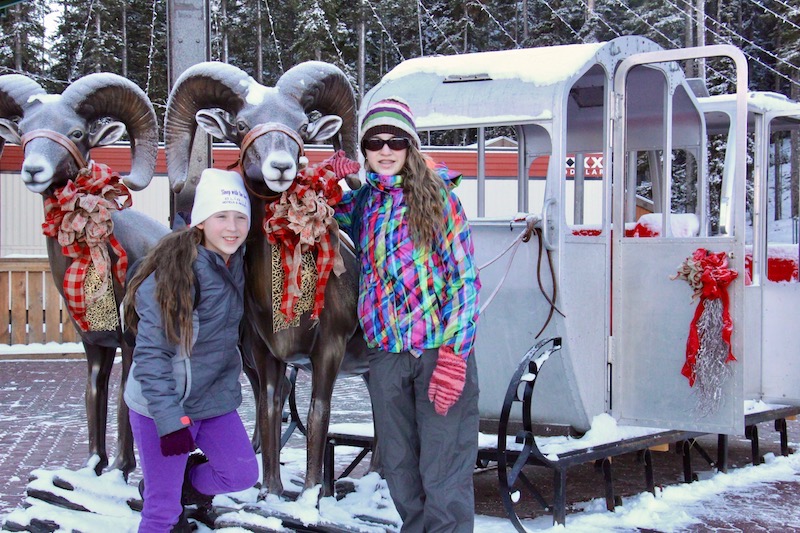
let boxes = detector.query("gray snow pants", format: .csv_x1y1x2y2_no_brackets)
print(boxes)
368,347,480,533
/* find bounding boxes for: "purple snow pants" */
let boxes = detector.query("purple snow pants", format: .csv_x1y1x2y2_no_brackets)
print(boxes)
130,409,259,532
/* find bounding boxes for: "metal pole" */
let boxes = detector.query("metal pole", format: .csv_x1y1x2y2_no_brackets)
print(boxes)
167,0,211,227
477,127,486,218
358,1,365,104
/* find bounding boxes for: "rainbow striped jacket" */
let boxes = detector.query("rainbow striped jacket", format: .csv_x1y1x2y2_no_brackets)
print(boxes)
334,168,480,360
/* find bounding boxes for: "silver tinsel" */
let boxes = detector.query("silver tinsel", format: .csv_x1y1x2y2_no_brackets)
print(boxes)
691,298,732,417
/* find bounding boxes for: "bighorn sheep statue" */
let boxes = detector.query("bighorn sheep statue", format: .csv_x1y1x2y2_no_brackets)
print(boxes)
163,61,370,497
0,73,167,477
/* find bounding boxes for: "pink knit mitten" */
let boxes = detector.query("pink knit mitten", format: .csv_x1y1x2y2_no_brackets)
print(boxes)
322,150,360,178
427,345,467,416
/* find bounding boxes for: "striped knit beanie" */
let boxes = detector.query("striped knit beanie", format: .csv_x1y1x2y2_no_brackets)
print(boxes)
360,97,421,150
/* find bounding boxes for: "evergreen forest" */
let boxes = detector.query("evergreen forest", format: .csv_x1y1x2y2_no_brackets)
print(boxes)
2,1,799,117
1,0,800,217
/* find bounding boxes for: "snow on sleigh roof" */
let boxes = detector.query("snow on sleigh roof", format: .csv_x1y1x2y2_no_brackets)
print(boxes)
698,91,800,135
363,36,665,131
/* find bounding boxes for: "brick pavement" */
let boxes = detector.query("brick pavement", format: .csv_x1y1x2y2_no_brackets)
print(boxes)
2,356,800,530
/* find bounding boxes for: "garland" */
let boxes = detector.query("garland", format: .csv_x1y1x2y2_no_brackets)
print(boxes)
42,162,131,332
263,151,359,324
672,248,738,415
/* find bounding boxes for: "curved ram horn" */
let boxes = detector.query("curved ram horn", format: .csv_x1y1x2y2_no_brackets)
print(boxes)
62,73,159,191
277,61,360,189
164,61,251,192
0,74,46,158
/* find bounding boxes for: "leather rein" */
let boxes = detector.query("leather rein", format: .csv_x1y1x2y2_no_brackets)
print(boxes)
478,216,565,338
21,129,88,170
231,122,306,203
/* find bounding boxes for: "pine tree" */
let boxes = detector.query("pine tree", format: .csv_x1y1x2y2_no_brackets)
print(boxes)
0,0,50,80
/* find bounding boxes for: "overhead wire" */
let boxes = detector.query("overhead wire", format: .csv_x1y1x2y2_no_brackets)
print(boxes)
666,0,800,90
144,0,158,95
577,0,622,38
537,0,586,43
744,0,800,33
613,0,735,86
674,0,800,75
69,0,96,81
363,0,405,61
263,0,284,73
313,0,346,68
468,1,520,48
417,0,459,54
770,0,799,16
0,66,71,88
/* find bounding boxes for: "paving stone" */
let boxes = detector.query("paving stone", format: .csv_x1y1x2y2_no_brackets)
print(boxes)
1,357,799,530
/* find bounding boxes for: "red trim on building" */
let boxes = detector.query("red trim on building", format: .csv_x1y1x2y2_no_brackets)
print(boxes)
0,144,601,179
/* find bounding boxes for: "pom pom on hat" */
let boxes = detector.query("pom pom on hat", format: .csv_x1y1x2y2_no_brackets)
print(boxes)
360,96,421,150
190,169,251,228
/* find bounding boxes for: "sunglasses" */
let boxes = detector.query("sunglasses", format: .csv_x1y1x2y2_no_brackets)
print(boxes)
362,137,411,152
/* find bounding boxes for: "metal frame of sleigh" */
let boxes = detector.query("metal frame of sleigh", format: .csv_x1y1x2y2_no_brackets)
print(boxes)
320,37,800,529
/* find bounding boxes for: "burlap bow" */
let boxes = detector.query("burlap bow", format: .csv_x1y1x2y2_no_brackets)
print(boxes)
42,162,131,331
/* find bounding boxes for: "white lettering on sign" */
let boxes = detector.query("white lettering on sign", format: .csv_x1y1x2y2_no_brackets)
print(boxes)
565,155,604,177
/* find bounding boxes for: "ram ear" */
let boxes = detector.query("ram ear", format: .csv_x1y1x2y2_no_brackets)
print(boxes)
0,117,21,145
196,109,236,142
304,115,342,143
89,121,126,148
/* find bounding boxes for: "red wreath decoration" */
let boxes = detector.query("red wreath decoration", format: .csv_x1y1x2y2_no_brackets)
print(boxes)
263,151,359,322
42,162,132,331
672,248,738,413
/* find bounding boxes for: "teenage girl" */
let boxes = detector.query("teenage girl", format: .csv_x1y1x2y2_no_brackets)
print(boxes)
335,97,481,532
124,168,258,532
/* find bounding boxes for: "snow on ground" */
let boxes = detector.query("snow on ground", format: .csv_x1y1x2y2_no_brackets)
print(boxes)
476,450,800,532
3,441,800,532
3,409,800,532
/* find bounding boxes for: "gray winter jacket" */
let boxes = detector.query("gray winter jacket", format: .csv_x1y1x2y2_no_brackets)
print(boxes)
124,245,245,437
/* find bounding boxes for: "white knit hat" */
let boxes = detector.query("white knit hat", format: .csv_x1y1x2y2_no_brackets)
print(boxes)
190,169,251,228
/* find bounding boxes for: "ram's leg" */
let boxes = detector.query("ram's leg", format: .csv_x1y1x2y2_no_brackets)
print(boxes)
253,338,287,498
83,342,116,475
306,340,347,495
110,341,136,478
240,325,262,453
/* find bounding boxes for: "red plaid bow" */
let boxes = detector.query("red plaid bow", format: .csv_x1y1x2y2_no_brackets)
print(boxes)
263,160,350,322
42,162,132,331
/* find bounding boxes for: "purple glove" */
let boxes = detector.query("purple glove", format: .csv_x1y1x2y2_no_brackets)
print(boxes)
160,427,195,456
322,150,361,178
427,345,467,416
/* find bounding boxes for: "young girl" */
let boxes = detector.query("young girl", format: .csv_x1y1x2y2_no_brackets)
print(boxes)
124,168,258,532
335,97,481,532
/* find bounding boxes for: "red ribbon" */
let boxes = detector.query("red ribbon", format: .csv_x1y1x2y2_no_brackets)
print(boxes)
42,162,132,331
677,249,738,386
263,153,356,322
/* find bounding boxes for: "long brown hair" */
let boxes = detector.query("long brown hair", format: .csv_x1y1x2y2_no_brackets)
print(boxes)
367,144,445,250
123,227,202,355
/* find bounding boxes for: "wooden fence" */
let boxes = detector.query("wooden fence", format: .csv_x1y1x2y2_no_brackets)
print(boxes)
0,258,80,345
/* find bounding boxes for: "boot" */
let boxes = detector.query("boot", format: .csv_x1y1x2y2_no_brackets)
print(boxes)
170,511,195,532
181,453,219,528
181,452,213,508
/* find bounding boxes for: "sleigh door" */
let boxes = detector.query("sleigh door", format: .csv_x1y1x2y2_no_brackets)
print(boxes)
755,110,800,406
610,47,748,434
